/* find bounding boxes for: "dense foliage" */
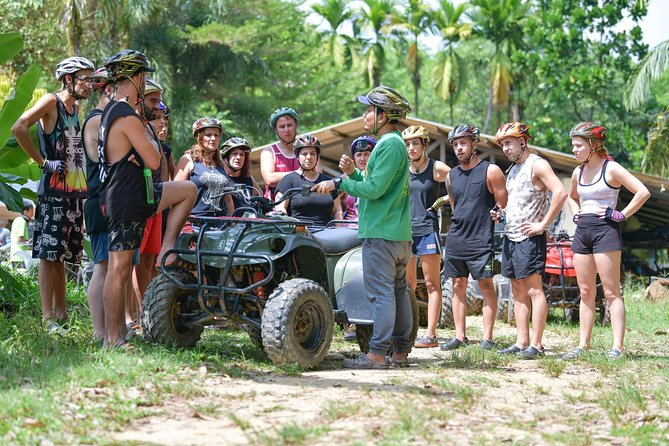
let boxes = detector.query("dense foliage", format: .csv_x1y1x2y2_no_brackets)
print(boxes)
0,0,666,176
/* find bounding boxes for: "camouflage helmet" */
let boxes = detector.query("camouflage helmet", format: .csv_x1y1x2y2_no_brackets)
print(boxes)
221,137,252,158
357,86,411,121
104,49,155,81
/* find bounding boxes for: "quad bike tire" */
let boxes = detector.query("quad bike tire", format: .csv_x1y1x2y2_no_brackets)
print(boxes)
439,277,482,328
355,287,419,354
261,278,334,368
142,270,204,347
245,324,264,349
563,282,611,326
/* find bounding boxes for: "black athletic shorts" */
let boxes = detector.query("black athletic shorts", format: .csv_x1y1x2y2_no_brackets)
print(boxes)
571,215,622,254
443,250,495,280
501,233,547,279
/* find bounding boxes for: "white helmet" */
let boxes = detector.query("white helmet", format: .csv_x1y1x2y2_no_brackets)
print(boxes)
55,57,95,80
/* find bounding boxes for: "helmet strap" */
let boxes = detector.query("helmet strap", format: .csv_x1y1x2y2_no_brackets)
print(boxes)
459,141,476,166
372,108,389,136
66,75,84,101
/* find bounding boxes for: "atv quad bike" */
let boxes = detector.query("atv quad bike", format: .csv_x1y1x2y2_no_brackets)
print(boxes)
142,185,418,368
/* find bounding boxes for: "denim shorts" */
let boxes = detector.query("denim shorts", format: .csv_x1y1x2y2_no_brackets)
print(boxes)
91,231,140,264
411,232,442,256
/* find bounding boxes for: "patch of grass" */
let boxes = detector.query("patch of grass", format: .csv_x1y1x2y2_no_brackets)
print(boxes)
597,381,647,423
429,378,482,406
463,374,500,387
434,347,513,370
190,401,221,417
249,422,331,446
321,401,362,421
227,412,251,431
531,384,549,395
538,357,566,377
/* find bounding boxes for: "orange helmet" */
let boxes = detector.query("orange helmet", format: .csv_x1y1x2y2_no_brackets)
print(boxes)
495,122,531,145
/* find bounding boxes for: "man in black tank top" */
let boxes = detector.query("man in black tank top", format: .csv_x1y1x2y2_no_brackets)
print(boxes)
11,56,95,334
99,50,196,348
441,124,508,351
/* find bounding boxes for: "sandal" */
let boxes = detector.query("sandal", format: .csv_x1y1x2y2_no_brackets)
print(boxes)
342,353,389,369
414,335,438,348
561,347,585,360
385,355,410,368
113,338,136,352
607,348,623,360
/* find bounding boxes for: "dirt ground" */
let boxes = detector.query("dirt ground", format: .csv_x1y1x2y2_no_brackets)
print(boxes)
109,319,641,446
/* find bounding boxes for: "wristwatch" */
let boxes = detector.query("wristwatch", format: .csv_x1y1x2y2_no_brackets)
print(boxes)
333,176,343,190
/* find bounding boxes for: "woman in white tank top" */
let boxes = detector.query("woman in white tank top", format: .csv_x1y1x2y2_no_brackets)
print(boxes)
563,122,650,360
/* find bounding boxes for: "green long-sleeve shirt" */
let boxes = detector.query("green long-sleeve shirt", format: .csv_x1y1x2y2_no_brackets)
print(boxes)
340,130,411,241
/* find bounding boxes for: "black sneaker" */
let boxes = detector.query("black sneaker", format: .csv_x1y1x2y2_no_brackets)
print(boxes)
440,337,468,351
498,344,524,355
517,345,545,359
479,339,495,350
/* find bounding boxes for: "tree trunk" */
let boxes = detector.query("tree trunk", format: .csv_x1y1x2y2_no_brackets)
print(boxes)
483,86,493,134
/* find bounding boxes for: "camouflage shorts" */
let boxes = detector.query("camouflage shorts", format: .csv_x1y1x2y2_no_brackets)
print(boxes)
33,196,84,264
109,219,148,252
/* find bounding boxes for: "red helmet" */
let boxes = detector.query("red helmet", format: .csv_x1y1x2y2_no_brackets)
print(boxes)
294,134,321,155
495,122,531,144
569,122,607,141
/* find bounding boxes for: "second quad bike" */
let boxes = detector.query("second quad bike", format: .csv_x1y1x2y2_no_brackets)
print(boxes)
142,185,418,368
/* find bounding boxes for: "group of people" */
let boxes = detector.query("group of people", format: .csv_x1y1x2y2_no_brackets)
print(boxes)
308,86,650,367
10,49,650,362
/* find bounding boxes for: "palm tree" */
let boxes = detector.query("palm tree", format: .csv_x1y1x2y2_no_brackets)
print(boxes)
624,39,669,175
311,0,357,69
430,0,472,124
385,0,431,115
354,0,396,88
468,0,530,132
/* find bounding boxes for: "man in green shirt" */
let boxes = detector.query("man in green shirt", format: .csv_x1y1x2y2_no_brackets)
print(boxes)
10,200,35,265
314,86,413,368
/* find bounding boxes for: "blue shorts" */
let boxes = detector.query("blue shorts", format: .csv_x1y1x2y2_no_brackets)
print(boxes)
501,233,546,279
411,232,441,256
90,231,140,265
443,251,495,280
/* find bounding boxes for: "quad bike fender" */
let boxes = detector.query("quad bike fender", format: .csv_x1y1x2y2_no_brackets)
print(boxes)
333,247,374,324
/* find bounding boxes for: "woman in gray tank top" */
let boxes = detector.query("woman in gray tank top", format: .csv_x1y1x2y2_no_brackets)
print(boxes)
563,122,650,360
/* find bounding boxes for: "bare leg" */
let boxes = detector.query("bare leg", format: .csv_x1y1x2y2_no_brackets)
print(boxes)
87,261,108,341
155,181,196,265
38,260,63,321
452,276,468,341
478,277,496,341
573,253,598,350
420,253,442,339
511,278,530,347
103,250,134,347
593,251,624,351
526,274,547,350
132,253,156,323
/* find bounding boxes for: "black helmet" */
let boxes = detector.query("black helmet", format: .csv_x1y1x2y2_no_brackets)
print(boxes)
357,86,411,120
293,134,321,155
448,124,480,143
104,49,155,81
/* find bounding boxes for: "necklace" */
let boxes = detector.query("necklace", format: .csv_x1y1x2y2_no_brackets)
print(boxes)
410,156,427,174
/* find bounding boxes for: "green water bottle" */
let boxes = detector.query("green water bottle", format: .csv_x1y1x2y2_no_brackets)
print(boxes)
144,167,155,205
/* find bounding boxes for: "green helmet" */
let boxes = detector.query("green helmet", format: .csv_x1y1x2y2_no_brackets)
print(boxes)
221,137,252,158
357,86,411,121
269,107,299,129
104,49,155,81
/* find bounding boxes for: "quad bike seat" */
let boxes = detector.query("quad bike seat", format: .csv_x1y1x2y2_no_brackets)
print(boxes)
311,227,361,255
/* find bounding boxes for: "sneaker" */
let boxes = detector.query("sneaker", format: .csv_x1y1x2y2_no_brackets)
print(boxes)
517,345,545,359
45,320,67,336
498,344,524,355
343,331,357,342
414,335,438,348
479,339,495,350
342,353,389,369
607,348,623,360
440,337,468,351
561,347,585,360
